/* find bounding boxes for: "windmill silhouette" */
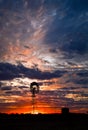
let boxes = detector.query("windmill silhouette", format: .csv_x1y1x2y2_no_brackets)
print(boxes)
30,82,39,114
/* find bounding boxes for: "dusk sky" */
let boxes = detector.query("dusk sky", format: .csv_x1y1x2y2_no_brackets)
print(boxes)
0,0,88,114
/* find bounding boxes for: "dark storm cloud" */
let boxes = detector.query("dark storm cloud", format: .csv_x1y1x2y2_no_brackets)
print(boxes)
77,70,88,77
0,86,12,90
67,70,88,85
0,63,21,80
65,70,88,85
61,34,88,55
0,0,24,10
40,89,88,106
73,79,88,85
18,86,28,89
44,0,88,57
17,63,67,80
0,63,66,80
82,86,88,89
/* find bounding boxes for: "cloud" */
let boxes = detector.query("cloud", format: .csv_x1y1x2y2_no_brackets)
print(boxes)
43,0,88,61
0,63,20,80
65,70,88,85
0,82,2,87
65,93,87,102
0,0,88,70
5,90,22,96
73,79,88,85
18,86,29,89
77,71,88,77
61,34,88,55
0,62,66,80
1,86,12,90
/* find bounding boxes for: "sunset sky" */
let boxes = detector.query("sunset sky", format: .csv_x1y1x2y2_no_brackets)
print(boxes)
0,0,88,114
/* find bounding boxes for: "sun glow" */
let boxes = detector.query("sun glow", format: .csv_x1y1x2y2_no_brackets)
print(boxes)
31,110,40,114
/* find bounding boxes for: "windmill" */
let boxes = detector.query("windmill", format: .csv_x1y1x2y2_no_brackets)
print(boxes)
30,82,39,114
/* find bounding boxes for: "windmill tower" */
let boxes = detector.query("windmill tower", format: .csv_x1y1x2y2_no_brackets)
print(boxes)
30,82,39,114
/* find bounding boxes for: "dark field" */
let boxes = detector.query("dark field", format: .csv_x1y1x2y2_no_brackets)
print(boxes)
0,113,88,130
